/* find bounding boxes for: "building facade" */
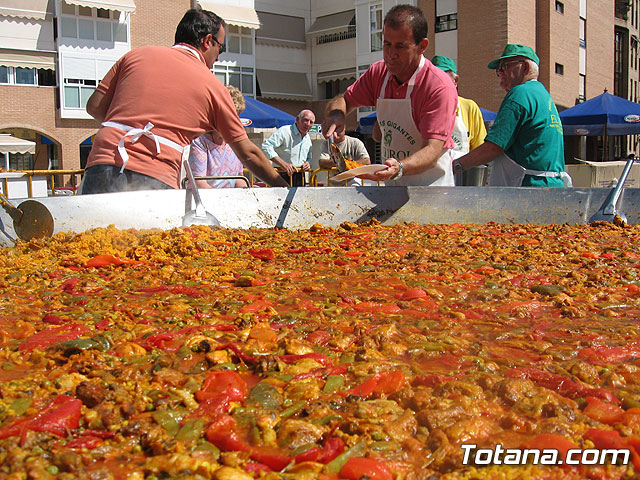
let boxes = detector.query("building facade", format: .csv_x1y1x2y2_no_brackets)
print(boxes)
1,0,639,173
420,0,640,160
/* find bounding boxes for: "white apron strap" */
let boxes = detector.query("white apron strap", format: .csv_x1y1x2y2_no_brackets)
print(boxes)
523,168,573,187
102,121,186,173
379,56,426,99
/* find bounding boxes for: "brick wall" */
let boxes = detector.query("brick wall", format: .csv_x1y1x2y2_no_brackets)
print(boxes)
0,85,97,171
587,2,615,98
130,0,192,49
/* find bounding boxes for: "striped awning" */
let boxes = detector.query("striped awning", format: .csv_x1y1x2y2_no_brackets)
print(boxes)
197,2,260,29
0,49,56,70
63,0,136,13
0,0,51,20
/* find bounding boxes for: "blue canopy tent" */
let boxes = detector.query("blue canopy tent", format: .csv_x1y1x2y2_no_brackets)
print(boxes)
239,96,295,128
559,91,640,161
559,91,640,137
357,107,497,134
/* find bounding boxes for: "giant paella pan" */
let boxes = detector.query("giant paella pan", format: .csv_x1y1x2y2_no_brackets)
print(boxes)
1,185,640,480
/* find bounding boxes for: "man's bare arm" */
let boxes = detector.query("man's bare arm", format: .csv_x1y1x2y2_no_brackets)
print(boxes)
230,138,289,187
86,89,112,123
458,141,503,170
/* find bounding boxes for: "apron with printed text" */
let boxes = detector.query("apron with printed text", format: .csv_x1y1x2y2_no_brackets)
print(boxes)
377,57,454,187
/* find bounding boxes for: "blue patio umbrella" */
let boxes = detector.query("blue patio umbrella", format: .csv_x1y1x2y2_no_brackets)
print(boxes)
479,107,497,122
239,96,296,128
559,91,640,137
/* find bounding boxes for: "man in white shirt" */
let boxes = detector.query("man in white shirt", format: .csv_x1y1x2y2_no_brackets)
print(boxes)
262,109,315,186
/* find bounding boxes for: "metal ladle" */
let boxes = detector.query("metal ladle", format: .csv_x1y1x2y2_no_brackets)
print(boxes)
589,156,634,224
0,192,54,241
182,159,221,227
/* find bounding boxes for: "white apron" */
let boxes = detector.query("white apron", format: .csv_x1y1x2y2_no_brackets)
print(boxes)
489,153,573,187
450,102,469,159
377,57,454,187
450,101,469,186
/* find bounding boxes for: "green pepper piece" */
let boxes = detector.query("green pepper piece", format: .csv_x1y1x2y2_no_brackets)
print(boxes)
322,375,345,394
280,401,306,419
9,398,32,416
249,382,283,410
194,441,221,459
313,414,343,426
175,418,206,443
152,410,182,436
324,440,367,473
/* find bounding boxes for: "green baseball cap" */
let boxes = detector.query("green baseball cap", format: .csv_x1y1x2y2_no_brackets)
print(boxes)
431,55,457,74
487,44,540,70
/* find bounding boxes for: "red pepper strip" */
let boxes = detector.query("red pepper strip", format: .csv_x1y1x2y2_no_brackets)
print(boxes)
65,435,104,449
0,418,30,440
19,324,89,352
396,288,427,300
344,370,405,398
340,457,393,480
296,437,345,464
578,345,640,365
352,302,401,314
0,396,83,441
215,343,257,363
249,248,275,261
195,371,248,403
279,353,332,367
206,415,292,471
61,277,81,293
583,396,625,424
205,415,251,452
42,314,70,325
85,255,141,268
584,429,640,471
188,396,231,420
29,396,82,437
506,367,586,399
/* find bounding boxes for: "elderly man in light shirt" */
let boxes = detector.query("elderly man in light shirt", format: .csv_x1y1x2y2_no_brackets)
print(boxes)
261,109,315,186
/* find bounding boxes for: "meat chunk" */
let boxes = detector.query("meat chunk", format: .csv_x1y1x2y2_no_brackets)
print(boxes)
75,381,107,408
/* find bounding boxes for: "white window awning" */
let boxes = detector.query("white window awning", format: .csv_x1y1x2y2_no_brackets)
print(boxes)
317,68,356,83
63,0,136,13
0,0,51,20
198,2,260,29
308,10,355,35
257,69,312,100
0,134,36,155
0,49,56,70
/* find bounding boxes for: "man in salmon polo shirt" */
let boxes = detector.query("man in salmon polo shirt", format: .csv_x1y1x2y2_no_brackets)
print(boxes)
321,4,458,186
82,8,288,194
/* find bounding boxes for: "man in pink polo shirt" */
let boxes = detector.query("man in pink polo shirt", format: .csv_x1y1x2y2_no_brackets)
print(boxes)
83,8,287,194
321,5,457,186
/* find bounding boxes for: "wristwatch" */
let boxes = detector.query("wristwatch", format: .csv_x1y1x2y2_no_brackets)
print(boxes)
453,158,464,174
391,161,403,180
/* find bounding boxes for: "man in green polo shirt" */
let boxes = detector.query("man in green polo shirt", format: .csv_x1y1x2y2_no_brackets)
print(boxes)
455,44,571,187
